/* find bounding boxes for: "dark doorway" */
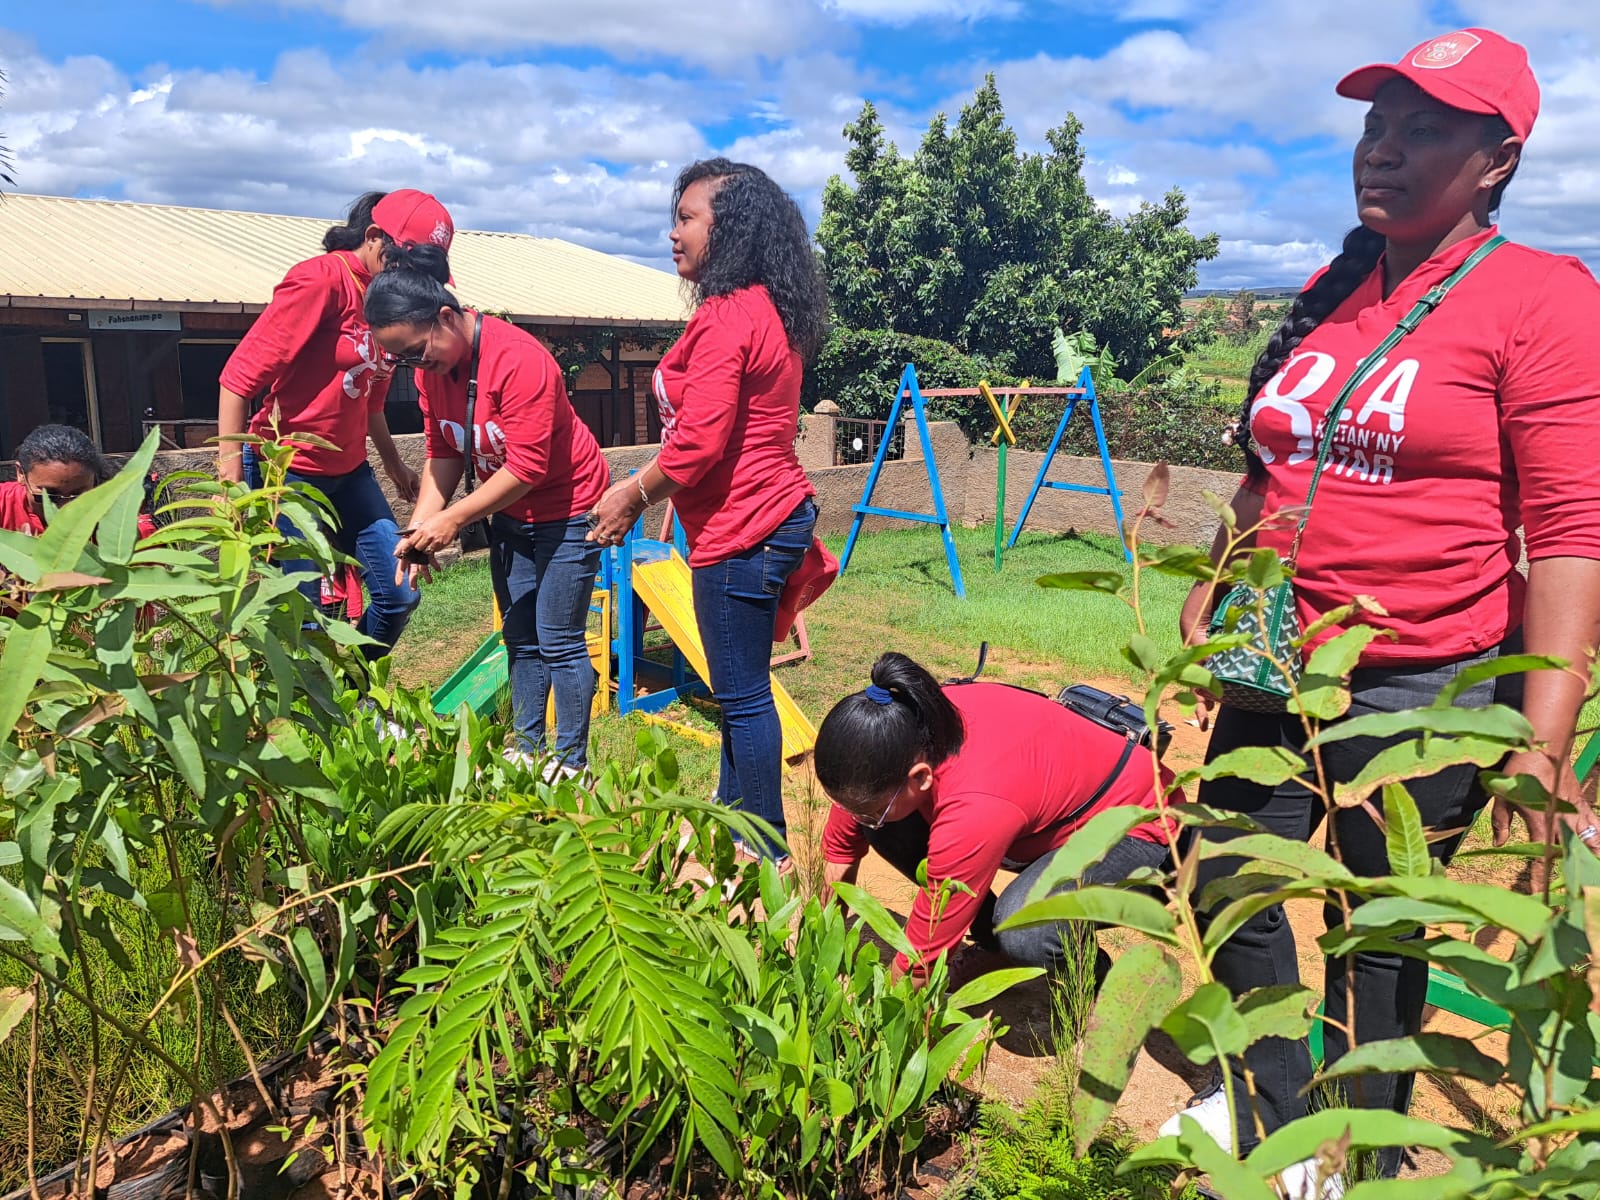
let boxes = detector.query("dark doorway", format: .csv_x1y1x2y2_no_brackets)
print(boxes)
41,340,97,442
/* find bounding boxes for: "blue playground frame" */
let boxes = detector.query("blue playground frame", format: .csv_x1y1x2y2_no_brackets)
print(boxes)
609,503,704,716
1007,365,1130,562
837,363,967,598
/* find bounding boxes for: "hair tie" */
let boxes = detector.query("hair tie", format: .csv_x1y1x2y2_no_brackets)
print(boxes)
864,684,894,705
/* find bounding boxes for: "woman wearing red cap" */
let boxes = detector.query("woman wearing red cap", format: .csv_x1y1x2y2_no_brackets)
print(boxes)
587,158,828,862
217,189,456,656
365,242,609,774
1170,29,1600,1191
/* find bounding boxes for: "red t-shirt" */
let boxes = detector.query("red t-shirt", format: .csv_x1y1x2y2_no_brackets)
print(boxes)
1243,229,1600,664
0,481,43,535
220,251,390,477
0,480,157,539
821,683,1176,974
654,286,815,566
415,314,608,524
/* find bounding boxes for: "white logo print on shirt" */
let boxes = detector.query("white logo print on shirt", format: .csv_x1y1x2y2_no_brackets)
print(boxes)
439,418,509,479
653,367,679,444
342,328,382,400
1252,351,1416,486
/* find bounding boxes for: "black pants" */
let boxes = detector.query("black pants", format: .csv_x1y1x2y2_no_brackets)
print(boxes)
1195,644,1519,1176
865,812,1170,976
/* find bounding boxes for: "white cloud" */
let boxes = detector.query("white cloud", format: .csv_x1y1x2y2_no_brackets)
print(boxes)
206,0,834,68
822,0,1019,23
9,1,1600,292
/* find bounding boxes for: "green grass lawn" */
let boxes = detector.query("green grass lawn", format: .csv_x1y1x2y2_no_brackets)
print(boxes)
392,521,1193,801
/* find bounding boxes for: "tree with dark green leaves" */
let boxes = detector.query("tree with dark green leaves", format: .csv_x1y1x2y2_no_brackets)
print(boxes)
817,77,1218,381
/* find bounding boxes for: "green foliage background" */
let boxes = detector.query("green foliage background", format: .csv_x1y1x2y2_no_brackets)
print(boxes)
816,77,1217,385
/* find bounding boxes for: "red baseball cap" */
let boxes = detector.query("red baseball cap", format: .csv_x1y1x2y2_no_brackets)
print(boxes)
1336,28,1539,141
372,189,455,253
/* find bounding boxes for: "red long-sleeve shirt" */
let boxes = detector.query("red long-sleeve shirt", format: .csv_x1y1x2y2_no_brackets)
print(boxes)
220,251,389,477
653,286,814,566
1243,228,1600,663
415,314,608,523
822,683,1176,974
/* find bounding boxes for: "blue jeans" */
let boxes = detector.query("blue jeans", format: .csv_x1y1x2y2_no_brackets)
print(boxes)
690,498,817,856
243,446,419,657
489,513,602,768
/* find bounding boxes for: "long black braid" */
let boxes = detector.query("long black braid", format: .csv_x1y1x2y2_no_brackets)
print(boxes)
1234,114,1518,475
1234,224,1385,476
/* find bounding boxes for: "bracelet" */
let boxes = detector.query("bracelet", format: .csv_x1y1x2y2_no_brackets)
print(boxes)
636,477,651,507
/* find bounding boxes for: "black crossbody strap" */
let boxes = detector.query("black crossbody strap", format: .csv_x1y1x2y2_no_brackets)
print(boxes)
459,312,490,547
1285,234,1505,565
462,312,484,500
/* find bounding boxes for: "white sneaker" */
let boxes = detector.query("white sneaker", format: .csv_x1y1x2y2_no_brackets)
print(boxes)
1160,1085,1234,1148
1160,1089,1342,1200
1278,1158,1345,1200
500,749,583,784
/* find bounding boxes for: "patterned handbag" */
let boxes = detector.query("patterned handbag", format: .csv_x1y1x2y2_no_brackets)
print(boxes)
1206,235,1506,712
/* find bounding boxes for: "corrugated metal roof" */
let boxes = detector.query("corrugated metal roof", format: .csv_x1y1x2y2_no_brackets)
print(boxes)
0,193,689,326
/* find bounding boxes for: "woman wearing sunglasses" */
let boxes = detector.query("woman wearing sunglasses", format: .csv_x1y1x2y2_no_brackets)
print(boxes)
815,652,1176,984
366,241,609,776
1,424,114,534
216,189,455,657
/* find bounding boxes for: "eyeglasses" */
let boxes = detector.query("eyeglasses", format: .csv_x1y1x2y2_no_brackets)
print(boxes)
381,320,436,368
861,782,904,831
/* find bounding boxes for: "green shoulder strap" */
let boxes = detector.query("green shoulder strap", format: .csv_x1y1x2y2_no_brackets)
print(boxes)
1286,233,1507,564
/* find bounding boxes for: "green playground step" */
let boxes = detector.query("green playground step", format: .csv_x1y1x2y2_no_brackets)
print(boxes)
1310,965,1596,1067
431,632,506,717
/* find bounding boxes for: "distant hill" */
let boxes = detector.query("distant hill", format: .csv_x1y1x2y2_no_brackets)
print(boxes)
1184,287,1301,299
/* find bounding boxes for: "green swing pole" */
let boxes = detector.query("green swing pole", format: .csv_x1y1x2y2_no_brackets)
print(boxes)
996,441,1006,570
980,380,1022,571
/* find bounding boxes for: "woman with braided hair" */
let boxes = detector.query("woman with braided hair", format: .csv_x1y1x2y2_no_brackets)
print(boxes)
1169,29,1600,1190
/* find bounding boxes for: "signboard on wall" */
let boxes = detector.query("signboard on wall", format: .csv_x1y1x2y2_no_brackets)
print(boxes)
87,311,182,332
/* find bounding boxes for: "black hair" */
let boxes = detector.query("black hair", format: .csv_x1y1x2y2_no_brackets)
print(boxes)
813,653,965,811
672,158,829,362
364,241,460,329
1235,115,1520,473
16,423,110,482
323,191,388,253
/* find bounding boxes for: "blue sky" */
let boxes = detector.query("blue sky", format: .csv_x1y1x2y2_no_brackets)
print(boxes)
3,1,1597,290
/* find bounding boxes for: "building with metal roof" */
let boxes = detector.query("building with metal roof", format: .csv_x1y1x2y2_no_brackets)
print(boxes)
0,193,688,457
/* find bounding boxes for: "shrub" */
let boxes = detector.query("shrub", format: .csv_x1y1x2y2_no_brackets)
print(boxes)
954,1083,1193,1200
362,733,1018,1198
810,326,1242,471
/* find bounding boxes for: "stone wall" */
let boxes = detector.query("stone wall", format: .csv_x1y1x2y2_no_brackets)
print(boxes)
9,421,1238,550
798,407,1239,549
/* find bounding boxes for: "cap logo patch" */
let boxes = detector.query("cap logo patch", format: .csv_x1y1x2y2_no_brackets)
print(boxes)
431,220,449,244
1412,31,1481,70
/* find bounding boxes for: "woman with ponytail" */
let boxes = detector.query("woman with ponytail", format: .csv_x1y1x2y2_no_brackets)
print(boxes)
587,158,829,858
217,189,455,656
815,653,1175,983
1170,30,1600,1185
366,244,609,774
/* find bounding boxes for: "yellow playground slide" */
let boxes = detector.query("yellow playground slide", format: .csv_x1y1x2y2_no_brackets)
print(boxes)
630,547,817,762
